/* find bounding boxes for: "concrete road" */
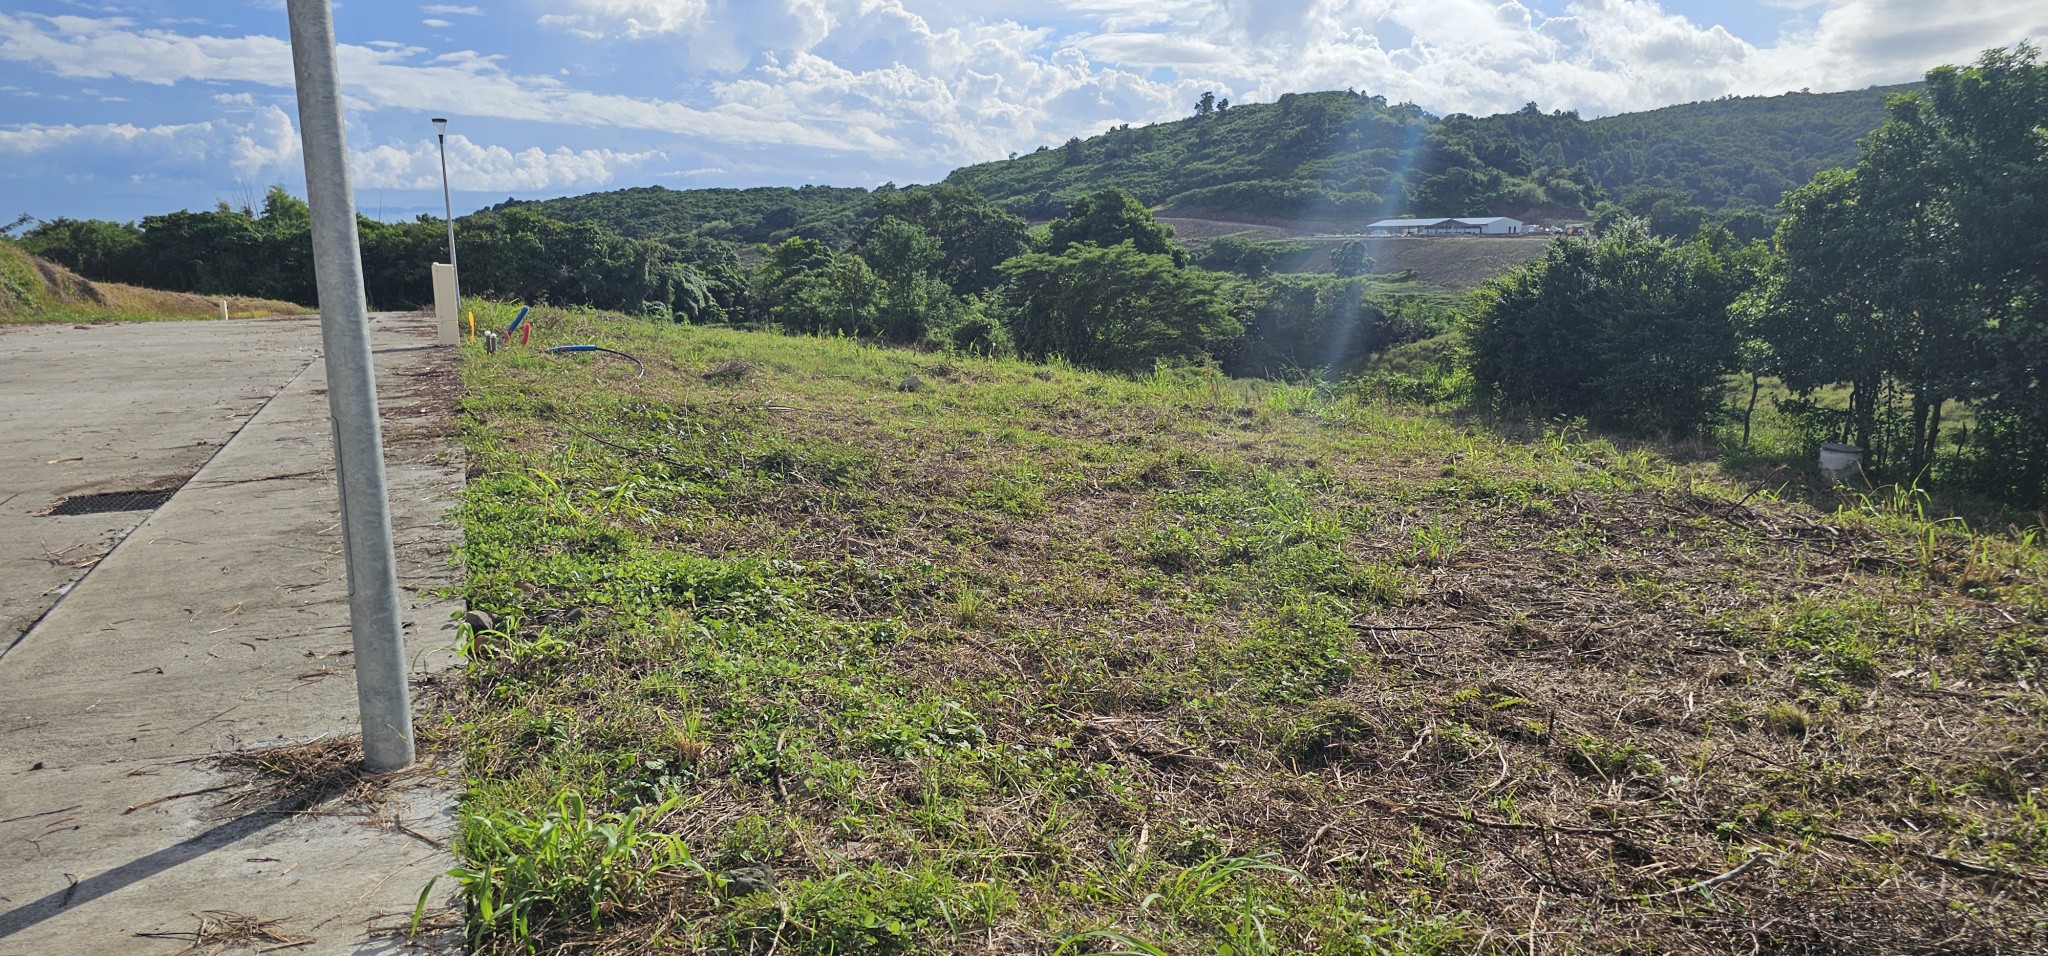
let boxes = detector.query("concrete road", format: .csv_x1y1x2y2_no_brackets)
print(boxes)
0,313,465,955
0,318,319,650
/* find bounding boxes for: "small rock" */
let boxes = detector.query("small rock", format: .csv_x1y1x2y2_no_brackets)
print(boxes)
897,374,925,393
720,863,776,898
461,609,495,633
29,761,44,771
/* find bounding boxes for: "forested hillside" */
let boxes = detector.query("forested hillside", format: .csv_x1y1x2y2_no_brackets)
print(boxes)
491,184,870,247
945,84,1906,235
1576,84,1911,219
495,83,1903,250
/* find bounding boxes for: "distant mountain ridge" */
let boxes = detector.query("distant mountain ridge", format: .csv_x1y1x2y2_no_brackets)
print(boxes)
500,82,1915,246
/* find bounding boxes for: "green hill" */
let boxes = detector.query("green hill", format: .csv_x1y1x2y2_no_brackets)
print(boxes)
1576,85,1912,211
947,85,1910,228
490,184,871,247
509,84,1909,252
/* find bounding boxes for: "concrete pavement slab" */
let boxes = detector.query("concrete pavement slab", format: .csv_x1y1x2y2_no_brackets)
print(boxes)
0,313,465,955
0,318,320,650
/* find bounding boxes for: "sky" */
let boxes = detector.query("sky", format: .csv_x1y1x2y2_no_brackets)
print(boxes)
0,0,2039,224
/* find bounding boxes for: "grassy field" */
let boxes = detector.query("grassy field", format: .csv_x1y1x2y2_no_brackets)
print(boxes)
450,309,2047,954
0,240,307,324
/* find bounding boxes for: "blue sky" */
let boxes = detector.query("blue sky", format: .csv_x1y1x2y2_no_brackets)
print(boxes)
1,1,2038,223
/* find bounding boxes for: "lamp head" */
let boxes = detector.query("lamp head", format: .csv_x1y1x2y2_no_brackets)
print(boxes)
431,117,448,136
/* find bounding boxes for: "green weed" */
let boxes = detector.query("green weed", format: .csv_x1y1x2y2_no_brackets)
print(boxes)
435,790,704,949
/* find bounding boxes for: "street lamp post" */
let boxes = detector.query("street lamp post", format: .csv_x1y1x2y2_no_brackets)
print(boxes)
286,0,414,771
432,117,459,297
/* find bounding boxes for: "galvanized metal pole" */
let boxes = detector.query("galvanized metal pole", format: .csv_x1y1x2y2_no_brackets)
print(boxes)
285,0,415,771
434,122,460,298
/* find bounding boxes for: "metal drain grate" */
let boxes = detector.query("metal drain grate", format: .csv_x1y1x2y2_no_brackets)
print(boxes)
47,490,176,516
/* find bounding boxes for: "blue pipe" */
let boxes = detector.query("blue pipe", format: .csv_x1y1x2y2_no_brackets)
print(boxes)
505,305,530,335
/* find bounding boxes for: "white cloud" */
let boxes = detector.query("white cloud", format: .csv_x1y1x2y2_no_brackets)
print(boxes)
349,135,664,190
230,104,300,178
0,119,215,156
423,19,453,28
0,106,658,193
422,4,485,14
0,11,881,152
1761,0,2048,90
696,1,1175,164
538,0,710,39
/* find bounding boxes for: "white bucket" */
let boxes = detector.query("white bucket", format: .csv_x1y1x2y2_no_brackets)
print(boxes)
1819,443,1864,485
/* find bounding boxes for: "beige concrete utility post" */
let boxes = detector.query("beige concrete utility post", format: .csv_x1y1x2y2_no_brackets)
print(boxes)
432,117,460,346
432,263,459,345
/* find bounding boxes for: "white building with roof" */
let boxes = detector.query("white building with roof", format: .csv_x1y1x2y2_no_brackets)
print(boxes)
1365,217,1528,237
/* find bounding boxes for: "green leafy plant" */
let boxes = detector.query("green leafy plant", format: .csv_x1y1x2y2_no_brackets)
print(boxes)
426,790,704,950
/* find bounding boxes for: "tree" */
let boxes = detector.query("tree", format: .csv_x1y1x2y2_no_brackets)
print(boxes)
1196,235,1279,277
134,208,273,298
1762,169,1921,469
1195,91,1216,116
455,207,719,320
14,186,738,316
859,184,1030,294
358,215,443,310
1618,187,1710,238
1465,219,1740,436
19,218,146,285
1760,44,2048,499
855,217,947,342
260,185,310,232
1923,46,2048,501
1226,276,1437,379
1330,240,1374,277
752,237,883,337
1046,189,1186,266
996,242,1239,373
